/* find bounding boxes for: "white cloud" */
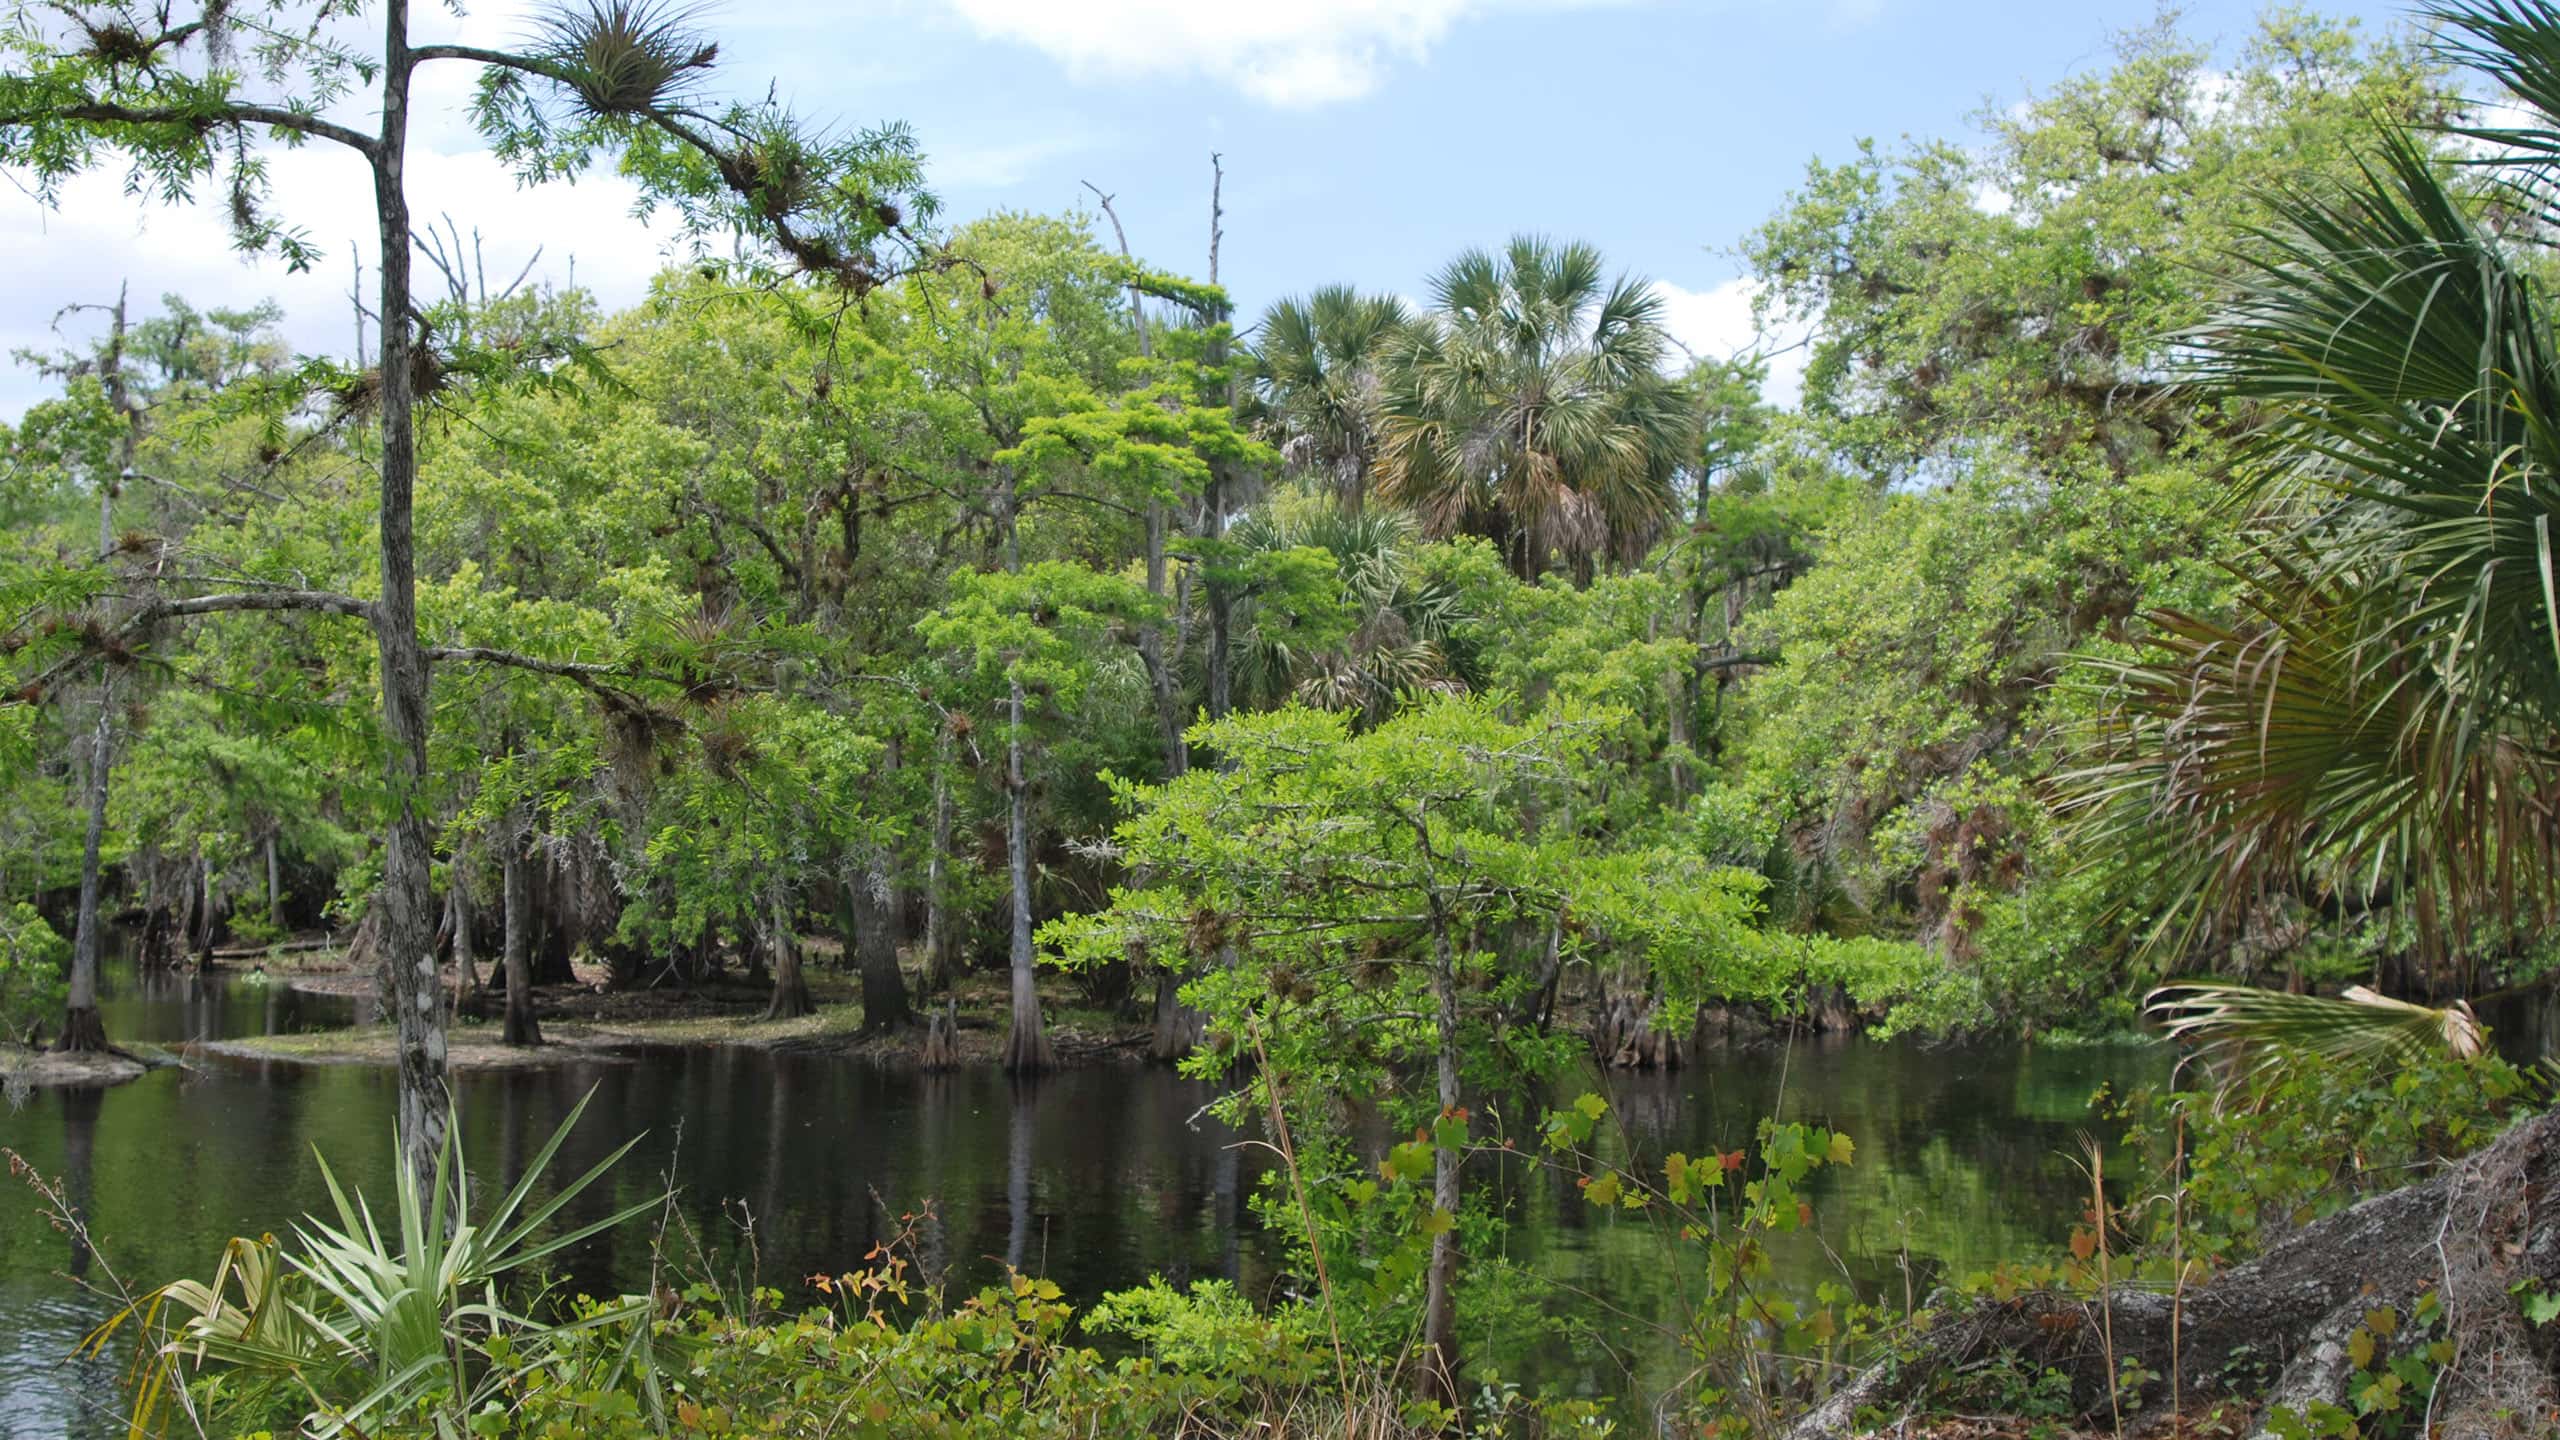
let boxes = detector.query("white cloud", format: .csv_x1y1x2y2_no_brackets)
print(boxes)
931,132,1103,191
933,0,1516,107
0,144,677,416
927,0,1884,103
1652,276,1810,410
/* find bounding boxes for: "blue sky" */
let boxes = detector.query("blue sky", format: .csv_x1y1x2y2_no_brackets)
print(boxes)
3,0,2420,416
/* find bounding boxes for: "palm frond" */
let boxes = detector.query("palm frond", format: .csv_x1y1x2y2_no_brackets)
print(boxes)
2147,981,2487,1073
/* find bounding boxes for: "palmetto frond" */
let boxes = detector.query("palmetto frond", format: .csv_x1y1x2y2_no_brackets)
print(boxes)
1224,503,1466,718
2148,981,2486,1074
2431,0,2560,219
1249,286,1408,510
2076,5,2560,984
2066,571,2560,968
1375,236,1692,577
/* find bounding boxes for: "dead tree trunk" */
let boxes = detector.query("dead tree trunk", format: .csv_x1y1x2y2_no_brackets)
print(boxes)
1788,1107,2560,1439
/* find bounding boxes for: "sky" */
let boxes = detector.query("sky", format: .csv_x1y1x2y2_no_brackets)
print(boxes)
1,0,2421,418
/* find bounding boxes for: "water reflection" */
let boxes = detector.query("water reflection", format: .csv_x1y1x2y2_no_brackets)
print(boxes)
0,966,2162,1438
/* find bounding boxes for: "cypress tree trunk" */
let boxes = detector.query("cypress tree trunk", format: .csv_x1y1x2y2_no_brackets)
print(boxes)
60,287,133,1054
1001,679,1053,1072
1149,971,1206,1060
450,875,478,999
1141,503,1188,776
1419,897,1464,1408
923,741,959,995
996,470,1052,1073
191,850,216,968
765,884,813,1020
500,824,542,1046
56,700,113,1053
370,0,453,1196
851,855,911,1031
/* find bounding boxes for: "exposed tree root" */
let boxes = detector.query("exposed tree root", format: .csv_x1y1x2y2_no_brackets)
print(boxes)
1789,1109,2560,1439
53,1005,109,1053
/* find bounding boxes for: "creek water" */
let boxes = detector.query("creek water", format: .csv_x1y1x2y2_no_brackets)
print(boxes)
0,963,2165,1438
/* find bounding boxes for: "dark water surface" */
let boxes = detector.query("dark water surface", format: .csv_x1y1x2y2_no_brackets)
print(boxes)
0,965,2164,1438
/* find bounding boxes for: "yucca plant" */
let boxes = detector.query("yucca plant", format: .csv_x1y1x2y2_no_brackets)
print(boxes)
90,1087,661,1439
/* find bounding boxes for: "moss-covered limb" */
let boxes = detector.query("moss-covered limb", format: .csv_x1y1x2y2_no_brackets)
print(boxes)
1790,1108,2560,1439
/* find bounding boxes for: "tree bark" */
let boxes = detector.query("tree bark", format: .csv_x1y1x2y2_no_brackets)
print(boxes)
764,884,813,1020
1419,896,1464,1409
371,0,453,1197
923,737,959,995
1789,1107,2560,1440
1002,677,1053,1072
56,698,114,1053
500,822,542,1046
450,873,478,999
998,470,1052,1073
849,854,911,1031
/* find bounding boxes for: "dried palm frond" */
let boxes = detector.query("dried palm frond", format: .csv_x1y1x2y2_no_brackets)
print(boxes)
2147,981,2487,1076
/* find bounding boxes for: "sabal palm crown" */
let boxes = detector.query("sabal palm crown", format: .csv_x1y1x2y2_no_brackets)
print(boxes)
2077,0,2560,990
1375,236,1693,579
1250,285,1409,513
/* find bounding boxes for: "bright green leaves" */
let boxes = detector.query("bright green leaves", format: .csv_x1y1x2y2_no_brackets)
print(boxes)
1001,380,1270,509
0,901,68,1044
917,561,1160,716
1381,1137,1435,1185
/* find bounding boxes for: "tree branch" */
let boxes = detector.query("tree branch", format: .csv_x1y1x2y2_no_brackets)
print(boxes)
159,589,374,620
11,101,381,158
423,645,621,680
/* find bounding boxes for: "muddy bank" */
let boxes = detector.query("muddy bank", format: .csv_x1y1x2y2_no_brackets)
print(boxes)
0,1043,175,1088
187,964,1153,1073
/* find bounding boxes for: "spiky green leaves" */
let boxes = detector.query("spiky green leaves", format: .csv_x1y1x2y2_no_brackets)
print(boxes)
539,0,715,118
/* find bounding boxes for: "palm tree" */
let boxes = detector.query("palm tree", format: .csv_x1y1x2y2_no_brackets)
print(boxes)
2071,0,2560,999
1248,287,1408,513
1225,503,1467,719
1375,236,1694,581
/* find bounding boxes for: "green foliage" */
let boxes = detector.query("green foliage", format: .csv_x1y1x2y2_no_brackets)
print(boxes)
96,1089,659,1438
1378,237,1694,578
1537,1093,1890,1434
0,901,67,1044
2116,1047,2539,1269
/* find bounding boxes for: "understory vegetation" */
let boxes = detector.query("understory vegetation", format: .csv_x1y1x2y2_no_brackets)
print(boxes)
13,0,2560,1433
